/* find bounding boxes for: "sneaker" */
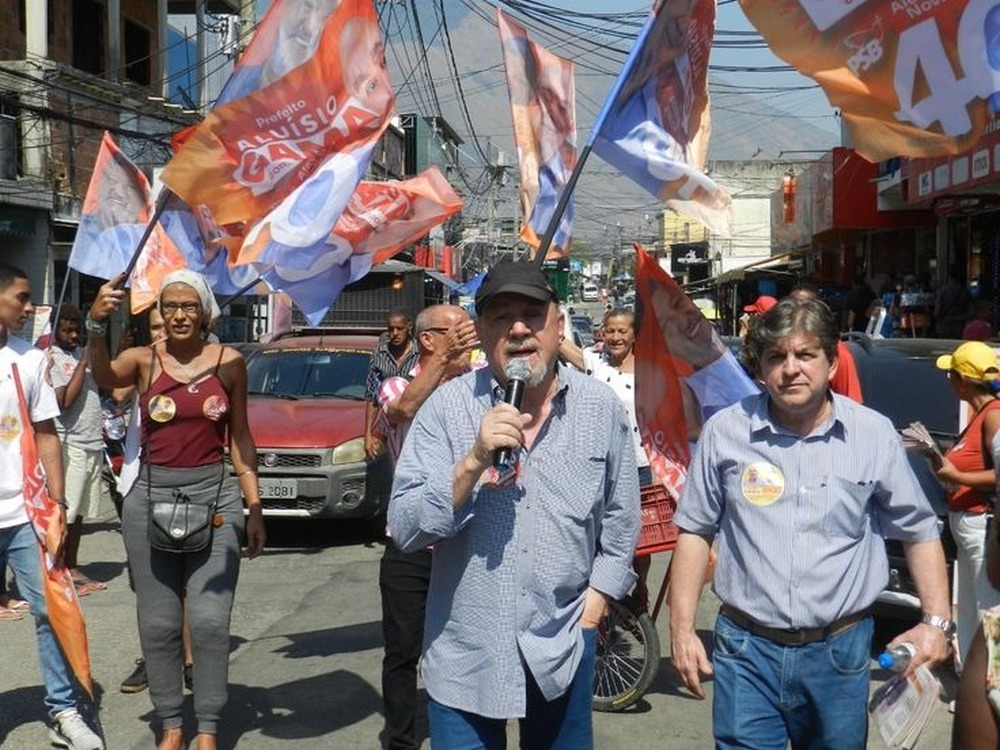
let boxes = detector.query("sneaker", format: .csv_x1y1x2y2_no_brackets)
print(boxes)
184,663,193,692
120,658,148,694
49,708,103,750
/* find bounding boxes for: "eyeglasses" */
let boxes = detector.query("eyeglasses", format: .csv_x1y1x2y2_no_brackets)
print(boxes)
160,302,202,316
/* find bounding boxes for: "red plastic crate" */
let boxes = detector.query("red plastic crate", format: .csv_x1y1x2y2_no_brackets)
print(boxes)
635,483,678,556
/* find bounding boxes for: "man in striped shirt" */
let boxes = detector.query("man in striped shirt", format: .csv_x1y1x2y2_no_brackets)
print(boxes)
669,297,952,749
377,304,477,750
364,309,418,460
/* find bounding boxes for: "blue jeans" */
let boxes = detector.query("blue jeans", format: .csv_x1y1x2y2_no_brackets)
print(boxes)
0,522,77,716
712,611,872,750
427,628,597,750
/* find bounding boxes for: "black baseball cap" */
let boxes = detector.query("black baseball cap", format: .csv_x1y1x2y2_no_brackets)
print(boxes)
474,261,557,315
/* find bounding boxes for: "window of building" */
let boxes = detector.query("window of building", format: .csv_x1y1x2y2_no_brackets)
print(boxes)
0,97,22,179
124,19,151,85
72,0,104,75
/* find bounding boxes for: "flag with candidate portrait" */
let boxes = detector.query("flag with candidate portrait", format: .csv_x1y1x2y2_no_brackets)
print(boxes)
256,167,462,324
11,364,93,699
740,0,997,160
633,245,756,498
497,10,577,259
68,132,186,313
160,0,394,228
591,0,731,238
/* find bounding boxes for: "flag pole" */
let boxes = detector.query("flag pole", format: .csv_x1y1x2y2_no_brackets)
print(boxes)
532,8,658,268
532,144,593,268
45,266,73,347
116,188,172,288
218,276,265,309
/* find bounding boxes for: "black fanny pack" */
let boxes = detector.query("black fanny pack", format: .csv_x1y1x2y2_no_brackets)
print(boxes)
145,455,226,554
148,484,218,553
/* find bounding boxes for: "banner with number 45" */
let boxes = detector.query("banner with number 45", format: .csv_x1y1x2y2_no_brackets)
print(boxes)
741,0,1000,161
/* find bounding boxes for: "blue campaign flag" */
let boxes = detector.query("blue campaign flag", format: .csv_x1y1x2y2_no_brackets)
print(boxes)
589,0,732,237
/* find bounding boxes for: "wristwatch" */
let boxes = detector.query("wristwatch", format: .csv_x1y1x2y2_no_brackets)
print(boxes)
921,613,957,638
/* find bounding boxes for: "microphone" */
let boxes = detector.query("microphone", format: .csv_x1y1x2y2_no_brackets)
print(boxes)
494,359,532,469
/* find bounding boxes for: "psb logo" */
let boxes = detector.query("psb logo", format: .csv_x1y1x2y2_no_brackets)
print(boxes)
843,16,884,76
797,0,871,32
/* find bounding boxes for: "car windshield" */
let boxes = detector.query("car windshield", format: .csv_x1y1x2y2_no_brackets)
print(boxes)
246,349,371,399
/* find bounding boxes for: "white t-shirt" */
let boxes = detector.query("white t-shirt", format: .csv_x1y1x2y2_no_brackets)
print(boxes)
582,348,649,469
49,346,104,451
0,336,60,528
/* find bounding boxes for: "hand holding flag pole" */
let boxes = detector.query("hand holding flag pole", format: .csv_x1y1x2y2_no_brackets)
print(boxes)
117,188,173,288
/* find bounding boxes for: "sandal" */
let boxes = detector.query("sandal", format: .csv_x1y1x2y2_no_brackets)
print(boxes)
73,579,107,596
0,607,25,621
0,595,29,611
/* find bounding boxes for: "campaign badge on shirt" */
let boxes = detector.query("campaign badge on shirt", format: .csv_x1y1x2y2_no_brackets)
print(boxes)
148,395,177,423
202,395,228,422
0,413,19,442
740,461,785,506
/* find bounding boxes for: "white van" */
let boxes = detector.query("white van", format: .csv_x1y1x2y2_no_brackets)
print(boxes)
582,283,599,302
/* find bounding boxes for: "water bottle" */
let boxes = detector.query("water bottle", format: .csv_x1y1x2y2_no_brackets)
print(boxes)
877,642,917,672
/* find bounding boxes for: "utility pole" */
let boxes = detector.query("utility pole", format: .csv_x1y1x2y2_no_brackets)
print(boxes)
239,0,257,56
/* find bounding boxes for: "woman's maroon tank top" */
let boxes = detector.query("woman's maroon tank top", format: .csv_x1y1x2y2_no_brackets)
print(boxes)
140,365,230,468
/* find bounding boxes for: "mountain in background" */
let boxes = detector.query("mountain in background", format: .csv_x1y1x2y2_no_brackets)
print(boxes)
388,8,841,250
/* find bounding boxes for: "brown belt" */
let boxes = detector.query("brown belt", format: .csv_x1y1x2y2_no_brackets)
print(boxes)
719,604,870,646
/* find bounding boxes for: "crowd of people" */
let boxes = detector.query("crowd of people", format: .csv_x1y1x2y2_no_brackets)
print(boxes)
8,252,1000,749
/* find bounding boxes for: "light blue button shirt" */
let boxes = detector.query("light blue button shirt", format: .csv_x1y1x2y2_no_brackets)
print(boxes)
388,364,640,718
675,392,940,630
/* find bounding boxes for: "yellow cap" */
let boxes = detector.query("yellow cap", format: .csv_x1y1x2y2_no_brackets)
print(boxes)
936,342,1000,382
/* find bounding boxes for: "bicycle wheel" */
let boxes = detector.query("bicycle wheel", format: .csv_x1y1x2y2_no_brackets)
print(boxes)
592,597,661,712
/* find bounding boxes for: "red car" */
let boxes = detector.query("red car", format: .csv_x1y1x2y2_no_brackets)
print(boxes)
241,331,392,522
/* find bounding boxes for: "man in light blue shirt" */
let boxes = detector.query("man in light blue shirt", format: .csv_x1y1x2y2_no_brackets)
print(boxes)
669,297,952,750
388,260,639,749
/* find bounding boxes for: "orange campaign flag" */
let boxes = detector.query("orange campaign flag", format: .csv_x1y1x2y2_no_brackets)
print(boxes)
11,365,93,699
160,0,394,227
633,245,757,499
251,167,462,324
740,0,998,160
497,9,577,258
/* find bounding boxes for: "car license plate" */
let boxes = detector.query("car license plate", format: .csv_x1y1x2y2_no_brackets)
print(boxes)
259,478,297,499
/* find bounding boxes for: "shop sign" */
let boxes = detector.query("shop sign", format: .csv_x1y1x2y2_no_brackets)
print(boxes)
903,116,1000,203
670,242,708,275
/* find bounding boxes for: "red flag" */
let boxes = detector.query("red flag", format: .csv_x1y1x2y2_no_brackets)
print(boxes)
634,245,757,499
11,364,93,698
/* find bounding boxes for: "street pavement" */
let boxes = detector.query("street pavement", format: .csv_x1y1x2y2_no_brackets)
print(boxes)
0,507,956,749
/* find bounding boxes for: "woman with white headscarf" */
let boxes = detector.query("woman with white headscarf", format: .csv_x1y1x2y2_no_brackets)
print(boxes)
88,270,265,750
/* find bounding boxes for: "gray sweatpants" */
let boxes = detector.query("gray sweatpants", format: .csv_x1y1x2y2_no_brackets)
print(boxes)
122,462,244,735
